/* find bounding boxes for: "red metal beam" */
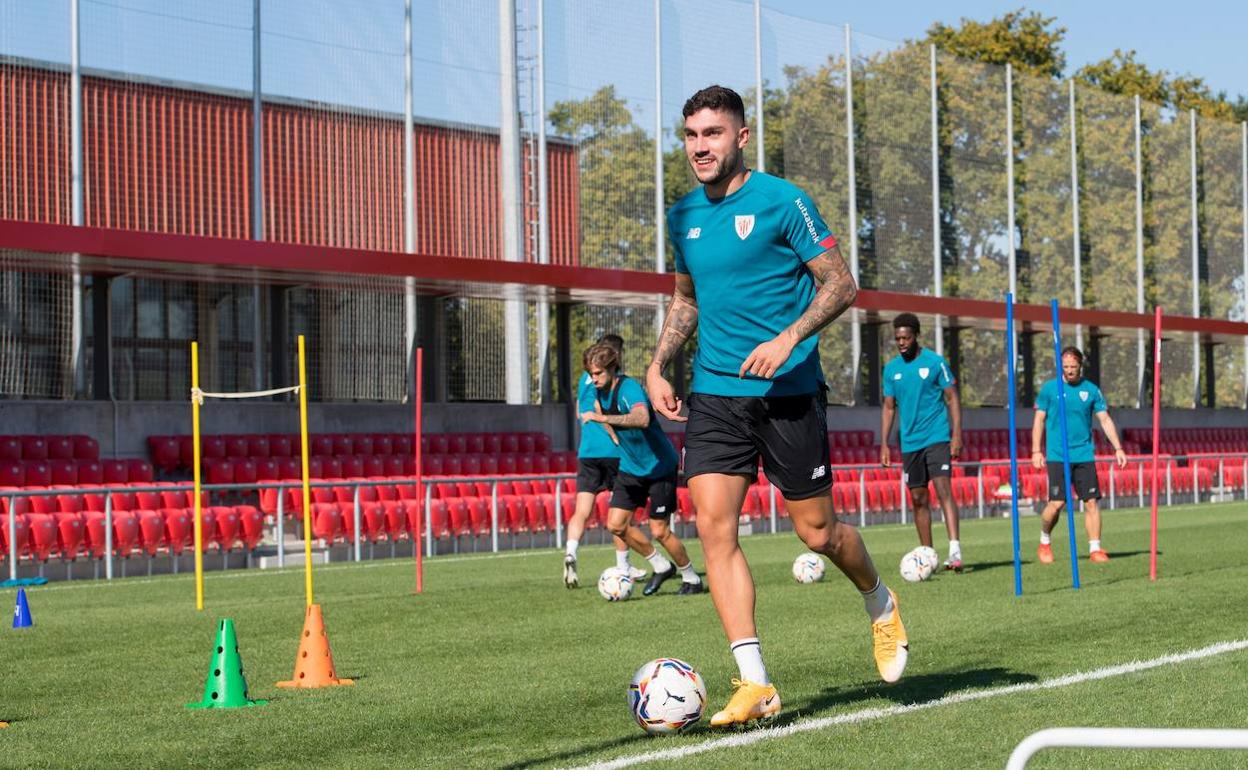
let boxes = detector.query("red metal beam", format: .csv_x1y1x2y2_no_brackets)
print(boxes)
1,218,1246,338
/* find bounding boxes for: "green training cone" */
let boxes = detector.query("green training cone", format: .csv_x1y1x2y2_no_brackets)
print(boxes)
186,618,268,710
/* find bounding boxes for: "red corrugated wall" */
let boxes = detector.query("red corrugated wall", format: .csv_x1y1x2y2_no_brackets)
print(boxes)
0,64,580,266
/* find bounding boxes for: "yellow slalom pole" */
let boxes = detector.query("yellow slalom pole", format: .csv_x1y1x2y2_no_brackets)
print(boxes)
298,335,313,608
191,341,204,611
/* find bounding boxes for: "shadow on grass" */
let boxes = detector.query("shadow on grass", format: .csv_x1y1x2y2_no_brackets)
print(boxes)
775,665,1039,727
497,732,654,770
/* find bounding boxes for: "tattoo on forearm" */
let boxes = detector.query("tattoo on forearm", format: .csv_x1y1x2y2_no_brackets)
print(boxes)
787,245,858,343
650,290,699,371
600,412,648,429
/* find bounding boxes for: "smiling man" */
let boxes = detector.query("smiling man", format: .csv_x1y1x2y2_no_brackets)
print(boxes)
645,85,908,728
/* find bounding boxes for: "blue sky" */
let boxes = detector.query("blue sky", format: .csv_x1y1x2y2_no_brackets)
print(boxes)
1,0,1243,135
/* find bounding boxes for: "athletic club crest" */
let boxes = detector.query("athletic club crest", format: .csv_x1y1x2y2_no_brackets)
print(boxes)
735,215,755,240
1080,391,1089,402
918,367,930,379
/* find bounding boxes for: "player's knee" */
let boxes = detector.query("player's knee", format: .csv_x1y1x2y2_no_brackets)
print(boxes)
648,520,670,538
605,519,628,537
910,489,928,507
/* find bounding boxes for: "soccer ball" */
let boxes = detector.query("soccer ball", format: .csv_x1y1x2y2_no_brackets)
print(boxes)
598,567,634,601
628,658,707,734
915,546,940,574
899,548,934,583
792,552,826,583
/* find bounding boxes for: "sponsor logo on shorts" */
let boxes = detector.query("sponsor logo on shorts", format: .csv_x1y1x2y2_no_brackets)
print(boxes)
919,367,930,379
810,465,826,480
1088,487,1097,493
686,227,701,239
655,506,667,513
941,464,949,470
903,472,910,484
735,215,755,240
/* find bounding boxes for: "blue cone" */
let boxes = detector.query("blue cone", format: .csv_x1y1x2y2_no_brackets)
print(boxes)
12,588,32,629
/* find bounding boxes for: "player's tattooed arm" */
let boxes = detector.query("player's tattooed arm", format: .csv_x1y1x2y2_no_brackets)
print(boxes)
649,273,698,373
589,403,650,429
788,244,858,342
739,244,857,380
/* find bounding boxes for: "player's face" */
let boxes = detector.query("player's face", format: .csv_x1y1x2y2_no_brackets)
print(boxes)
1062,355,1082,383
894,327,918,357
683,108,748,186
587,366,613,390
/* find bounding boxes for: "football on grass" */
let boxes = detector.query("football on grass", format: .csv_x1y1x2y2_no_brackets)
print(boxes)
628,658,707,734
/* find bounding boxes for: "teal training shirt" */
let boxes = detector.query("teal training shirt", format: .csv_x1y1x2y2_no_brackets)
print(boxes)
666,171,836,397
1036,377,1107,463
576,371,619,459
882,348,956,452
600,376,678,479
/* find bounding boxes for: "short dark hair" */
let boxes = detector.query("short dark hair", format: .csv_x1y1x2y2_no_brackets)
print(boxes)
892,313,921,335
597,334,624,353
1061,346,1084,363
682,85,745,125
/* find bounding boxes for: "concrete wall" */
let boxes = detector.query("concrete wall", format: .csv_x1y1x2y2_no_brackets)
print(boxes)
2,400,1246,460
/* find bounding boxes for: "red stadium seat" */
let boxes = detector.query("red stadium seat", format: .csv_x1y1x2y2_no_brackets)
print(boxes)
312,504,343,542
22,461,51,487
423,455,444,475
202,436,226,460
255,458,280,481
320,457,343,479
523,495,547,533
393,435,413,455
237,506,265,550
223,436,249,459
27,513,59,561
127,459,155,483
362,456,386,478
466,434,486,454
267,434,292,457
76,460,103,485
55,512,85,560
0,437,20,462
0,461,23,487
112,511,141,558
46,436,74,460
49,459,77,485
502,434,520,454
485,434,503,454
177,436,195,469
442,456,463,476
383,455,405,476
371,435,393,455
311,435,333,457
21,436,48,461
136,510,166,557
213,506,242,551
245,435,270,458
163,510,192,555
534,433,551,452
340,456,365,478
278,457,302,480
204,459,234,485
445,498,471,536
101,460,128,484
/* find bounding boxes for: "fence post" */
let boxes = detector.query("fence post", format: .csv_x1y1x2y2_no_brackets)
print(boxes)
554,478,562,549
976,465,984,518
1219,458,1225,498
105,493,114,581
352,485,362,562
1109,463,1116,510
7,494,16,580
769,483,777,534
858,471,866,527
424,482,434,558
1166,462,1172,507
1138,463,1144,508
276,486,285,568
491,480,499,553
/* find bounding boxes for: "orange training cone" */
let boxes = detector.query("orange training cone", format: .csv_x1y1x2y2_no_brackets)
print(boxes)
276,604,353,689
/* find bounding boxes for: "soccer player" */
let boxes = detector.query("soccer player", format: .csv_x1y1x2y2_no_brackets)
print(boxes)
563,335,644,588
646,85,907,727
1031,346,1128,563
581,344,703,596
880,313,965,571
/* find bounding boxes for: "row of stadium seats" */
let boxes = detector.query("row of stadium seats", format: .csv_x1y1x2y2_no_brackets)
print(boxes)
147,432,554,473
0,435,101,462
198,452,580,486
0,458,155,488
0,487,263,562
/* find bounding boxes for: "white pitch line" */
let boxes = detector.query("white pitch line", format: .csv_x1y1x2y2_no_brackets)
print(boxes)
570,638,1248,770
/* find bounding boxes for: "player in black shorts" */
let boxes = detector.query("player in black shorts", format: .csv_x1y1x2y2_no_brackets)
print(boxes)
647,85,906,727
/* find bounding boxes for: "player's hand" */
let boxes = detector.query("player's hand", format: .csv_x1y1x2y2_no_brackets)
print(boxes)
950,436,963,460
1031,450,1045,470
580,411,600,424
739,333,796,380
880,445,891,467
1115,448,1128,468
646,365,686,423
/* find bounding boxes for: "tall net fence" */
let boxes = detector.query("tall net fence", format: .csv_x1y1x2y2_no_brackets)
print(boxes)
2,1,1246,409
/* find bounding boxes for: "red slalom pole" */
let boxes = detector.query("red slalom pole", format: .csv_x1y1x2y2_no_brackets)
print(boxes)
1149,308,1162,582
414,347,424,594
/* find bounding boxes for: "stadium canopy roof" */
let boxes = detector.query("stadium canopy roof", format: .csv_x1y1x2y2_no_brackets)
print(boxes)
3,219,1246,343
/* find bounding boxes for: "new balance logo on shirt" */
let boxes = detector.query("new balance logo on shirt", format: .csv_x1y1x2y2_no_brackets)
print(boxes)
686,227,701,239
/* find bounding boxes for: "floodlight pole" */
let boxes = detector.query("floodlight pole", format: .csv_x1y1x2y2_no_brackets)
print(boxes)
754,0,764,172
930,44,943,356
1188,109,1200,406
844,24,861,400
252,0,265,390
1006,64,1017,299
1134,95,1146,407
1069,80,1083,349
70,0,84,397
654,0,666,337
403,0,419,393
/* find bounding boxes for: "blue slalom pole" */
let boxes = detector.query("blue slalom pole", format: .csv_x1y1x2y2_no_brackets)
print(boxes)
1050,299,1081,590
1006,293,1022,596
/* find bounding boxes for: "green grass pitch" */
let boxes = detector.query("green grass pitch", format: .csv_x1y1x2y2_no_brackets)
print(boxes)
2,502,1246,768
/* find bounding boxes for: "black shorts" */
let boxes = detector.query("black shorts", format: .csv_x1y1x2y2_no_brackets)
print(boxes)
576,457,619,494
1047,461,1101,502
902,442,952,489
682,391,830,500
609,471,678,520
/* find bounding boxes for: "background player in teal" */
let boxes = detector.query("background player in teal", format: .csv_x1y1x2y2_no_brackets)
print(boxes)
580,344,702,596
1031,346,1128,564
563,335,642,589
646,85,907,728
880,313,965,570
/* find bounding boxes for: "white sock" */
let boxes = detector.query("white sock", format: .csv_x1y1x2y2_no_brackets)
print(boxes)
1089,539,1101,553
677,561,701,584
948,539,961,561
1039,532,1051,546
861,578,894,623
729,638,768,684
645,549,672,574
615,549,630,570
565,539,579,559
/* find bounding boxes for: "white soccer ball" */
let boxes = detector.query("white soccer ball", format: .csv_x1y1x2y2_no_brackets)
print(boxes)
598,567,634,601
628,657,707,734
915,546,940,574
792,552,826,584
899,548,934,583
